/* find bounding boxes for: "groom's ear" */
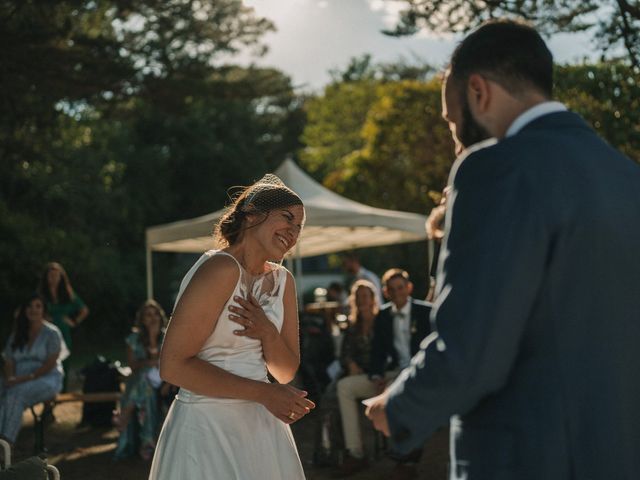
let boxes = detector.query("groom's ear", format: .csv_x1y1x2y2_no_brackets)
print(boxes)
466,73,491,114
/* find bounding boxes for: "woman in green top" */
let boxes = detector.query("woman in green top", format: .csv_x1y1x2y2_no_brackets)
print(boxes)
38,262,89,390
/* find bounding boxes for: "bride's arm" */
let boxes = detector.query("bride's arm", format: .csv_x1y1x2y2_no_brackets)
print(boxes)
260,271,301,384
159,255,269,401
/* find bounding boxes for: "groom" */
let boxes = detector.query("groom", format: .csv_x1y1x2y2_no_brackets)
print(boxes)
366,19,640,479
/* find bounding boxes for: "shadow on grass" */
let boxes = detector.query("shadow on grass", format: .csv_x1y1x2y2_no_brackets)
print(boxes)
13,404,151,480
12,397,445,480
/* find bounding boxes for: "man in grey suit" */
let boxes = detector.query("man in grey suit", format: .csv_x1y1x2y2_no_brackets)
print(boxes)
366,19,640,479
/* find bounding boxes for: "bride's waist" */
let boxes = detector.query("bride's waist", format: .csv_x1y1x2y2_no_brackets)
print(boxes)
179,352,269,403
177,381,268,404
199,354,267,375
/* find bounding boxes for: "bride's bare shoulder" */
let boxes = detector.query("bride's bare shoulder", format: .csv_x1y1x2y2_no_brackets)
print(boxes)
189,252,240,287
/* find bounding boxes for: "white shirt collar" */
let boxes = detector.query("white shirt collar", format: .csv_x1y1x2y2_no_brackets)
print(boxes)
392,299,412,317
505,101,567,137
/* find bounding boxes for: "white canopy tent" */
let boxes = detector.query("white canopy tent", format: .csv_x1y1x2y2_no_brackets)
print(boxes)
145,159,428,298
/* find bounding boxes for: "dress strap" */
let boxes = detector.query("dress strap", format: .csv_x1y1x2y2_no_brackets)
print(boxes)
211,250,242,271
277,263,289,290
174,250,242,309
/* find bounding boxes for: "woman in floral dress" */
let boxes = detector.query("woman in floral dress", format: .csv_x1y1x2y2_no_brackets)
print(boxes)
113,300,167,460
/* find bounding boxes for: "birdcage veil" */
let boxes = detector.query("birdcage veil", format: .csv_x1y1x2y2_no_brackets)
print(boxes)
240,174,301,213
214,173,305,248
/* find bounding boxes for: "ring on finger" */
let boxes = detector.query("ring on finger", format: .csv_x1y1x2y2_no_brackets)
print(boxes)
288,411,295,420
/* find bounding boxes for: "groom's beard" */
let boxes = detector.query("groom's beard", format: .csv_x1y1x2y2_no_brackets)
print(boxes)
459,98,492,149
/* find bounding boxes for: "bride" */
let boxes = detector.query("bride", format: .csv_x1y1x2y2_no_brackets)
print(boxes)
149,175,315,479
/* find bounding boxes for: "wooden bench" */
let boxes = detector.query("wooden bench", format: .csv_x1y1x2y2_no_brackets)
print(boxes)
30,392,122,454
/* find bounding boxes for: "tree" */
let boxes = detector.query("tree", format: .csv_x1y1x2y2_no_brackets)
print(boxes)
300,80,379,181
325,79,453,213
300,76,455,293
301,55,436,182
0,0,273,175
385,0,640,69
0,1,290,341
555,62,640,162
0,0,275,231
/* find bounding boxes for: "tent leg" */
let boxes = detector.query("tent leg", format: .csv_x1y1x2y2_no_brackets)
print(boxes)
146,247,153,300
295,244,303,307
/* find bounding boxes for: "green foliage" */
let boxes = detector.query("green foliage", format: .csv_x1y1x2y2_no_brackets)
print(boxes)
555,63,640,162
301,54,437,183
0,1,301,346
301,80,378,181
326,79,453,213
300,71,454,294
386,1,640,69
301,72,454,213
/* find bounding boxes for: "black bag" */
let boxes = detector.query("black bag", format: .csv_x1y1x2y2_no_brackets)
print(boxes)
80,356,121,427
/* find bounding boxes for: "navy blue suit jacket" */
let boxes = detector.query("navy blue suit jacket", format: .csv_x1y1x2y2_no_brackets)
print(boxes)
385,111,640,479
369,298,432,378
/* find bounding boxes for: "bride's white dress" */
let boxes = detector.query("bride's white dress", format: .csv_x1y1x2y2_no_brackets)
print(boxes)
148,250,305,480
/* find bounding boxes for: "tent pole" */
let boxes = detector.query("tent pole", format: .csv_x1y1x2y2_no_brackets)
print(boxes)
295,244,303,307
146,245,153,300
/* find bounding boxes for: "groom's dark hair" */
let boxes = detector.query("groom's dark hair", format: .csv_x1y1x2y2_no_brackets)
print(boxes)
448,19,553,98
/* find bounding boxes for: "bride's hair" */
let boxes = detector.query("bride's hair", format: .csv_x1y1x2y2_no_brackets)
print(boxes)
214,174,303,247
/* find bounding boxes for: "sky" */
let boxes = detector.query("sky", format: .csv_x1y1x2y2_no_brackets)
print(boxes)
236,0,596,91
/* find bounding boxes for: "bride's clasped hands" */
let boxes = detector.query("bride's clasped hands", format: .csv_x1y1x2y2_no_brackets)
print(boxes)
261,383,315,425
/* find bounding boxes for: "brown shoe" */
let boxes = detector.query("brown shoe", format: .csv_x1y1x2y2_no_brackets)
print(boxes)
332,453,369,478
387,463,418,480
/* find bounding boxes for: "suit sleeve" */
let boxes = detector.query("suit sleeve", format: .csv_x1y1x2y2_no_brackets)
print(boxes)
385,146,549,453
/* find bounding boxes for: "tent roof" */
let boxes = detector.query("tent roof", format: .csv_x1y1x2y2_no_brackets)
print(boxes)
146,159,427,257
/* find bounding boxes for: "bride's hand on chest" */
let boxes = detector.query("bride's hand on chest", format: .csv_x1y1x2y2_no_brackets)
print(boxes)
227,294,278,342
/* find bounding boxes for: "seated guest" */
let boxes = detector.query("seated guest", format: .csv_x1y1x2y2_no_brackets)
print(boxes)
340,280,378,376
315,281,379,463
0,293,68,445
113,300,168,461
342,252,383,306
335,269,432,478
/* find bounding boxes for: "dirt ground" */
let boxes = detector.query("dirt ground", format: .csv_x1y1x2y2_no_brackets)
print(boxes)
11,399,449,480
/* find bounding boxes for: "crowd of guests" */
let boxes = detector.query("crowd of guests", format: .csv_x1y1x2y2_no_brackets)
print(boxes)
0,262,177,463
305,254,435,480
1,262,87,446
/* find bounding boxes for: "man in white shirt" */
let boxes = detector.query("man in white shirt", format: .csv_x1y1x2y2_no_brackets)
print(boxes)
342,252,383,306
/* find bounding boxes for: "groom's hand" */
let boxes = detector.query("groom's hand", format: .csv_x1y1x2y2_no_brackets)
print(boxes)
365,393,390,437
426,186,451,240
